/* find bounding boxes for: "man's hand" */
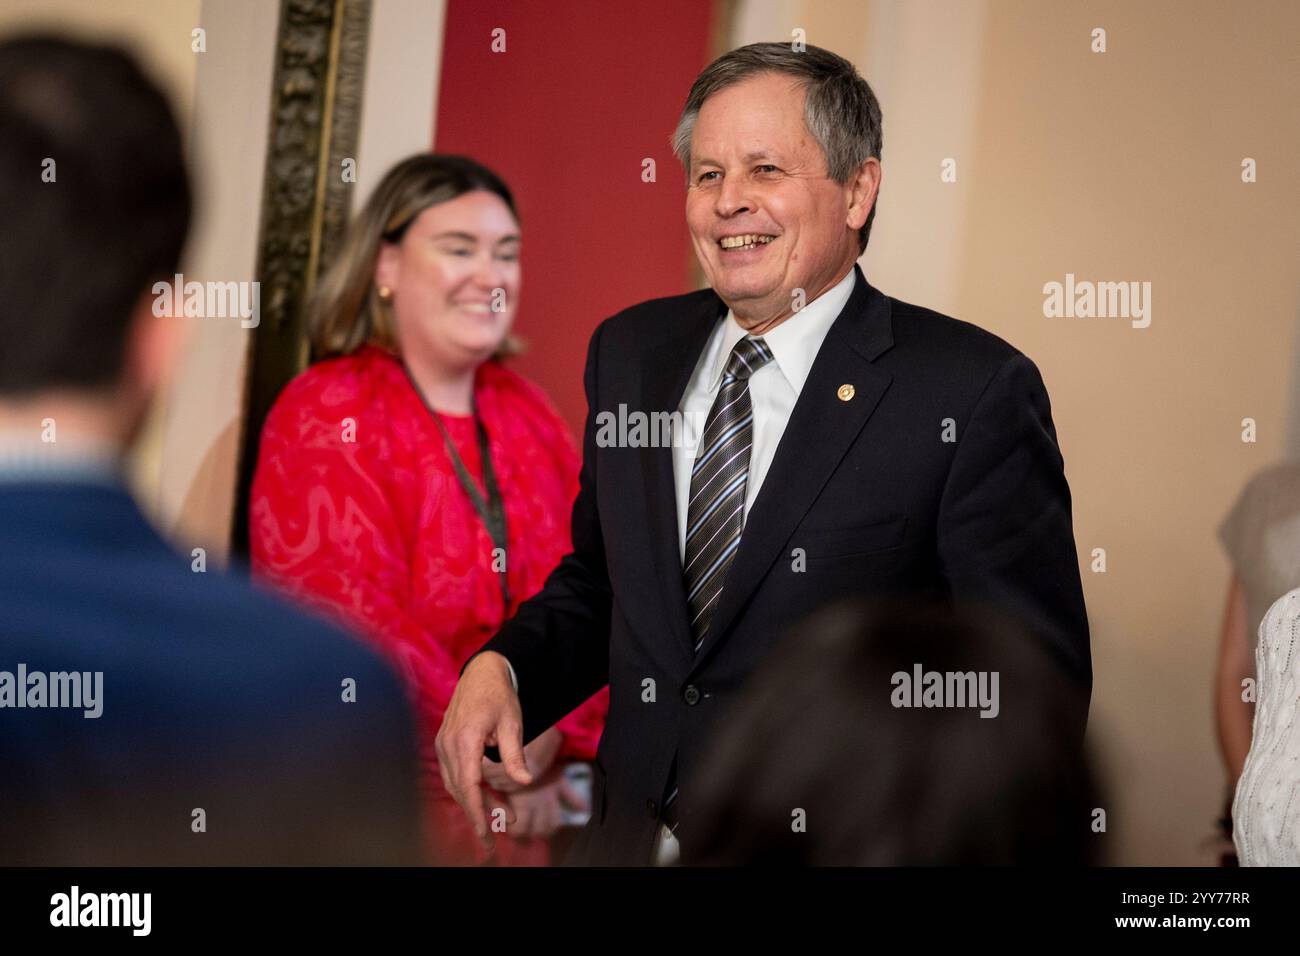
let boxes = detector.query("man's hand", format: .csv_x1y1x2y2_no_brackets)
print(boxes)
436,651,534,850
483,725,562,794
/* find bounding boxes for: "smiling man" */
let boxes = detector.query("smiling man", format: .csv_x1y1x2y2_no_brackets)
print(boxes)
680,68,874,334
437,42,1092,866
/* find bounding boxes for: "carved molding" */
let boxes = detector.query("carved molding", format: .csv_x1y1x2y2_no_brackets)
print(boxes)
232,0,372,555
254,0,370,346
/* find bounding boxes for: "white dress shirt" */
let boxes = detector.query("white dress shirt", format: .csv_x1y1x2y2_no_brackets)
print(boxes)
672,267,856,559
655,266,856,866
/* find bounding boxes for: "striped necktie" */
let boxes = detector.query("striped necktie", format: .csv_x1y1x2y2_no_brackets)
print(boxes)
661,335,774,842
682,335,774,651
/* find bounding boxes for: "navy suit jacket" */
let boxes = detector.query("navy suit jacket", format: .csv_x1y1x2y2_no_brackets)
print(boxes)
0,477,423,865
478,265,1092,865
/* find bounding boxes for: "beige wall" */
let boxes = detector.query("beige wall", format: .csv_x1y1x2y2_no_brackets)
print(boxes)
355,0,446,210
0,0,199,115
733,0,1300,863
961,0,1300,866
153,0,279,556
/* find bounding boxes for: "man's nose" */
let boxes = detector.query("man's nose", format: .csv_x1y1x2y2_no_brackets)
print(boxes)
714,177,754,218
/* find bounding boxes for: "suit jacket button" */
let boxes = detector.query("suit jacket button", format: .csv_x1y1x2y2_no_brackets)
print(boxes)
646,798,658,819
683,685,701,705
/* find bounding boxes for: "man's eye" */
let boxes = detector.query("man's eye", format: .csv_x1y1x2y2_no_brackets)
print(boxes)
755,164,779,174
698,171,720,183
496,252,519,263
444,247,473,256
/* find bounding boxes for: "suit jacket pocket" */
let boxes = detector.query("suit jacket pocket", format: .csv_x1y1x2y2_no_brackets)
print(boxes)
795,514,908,559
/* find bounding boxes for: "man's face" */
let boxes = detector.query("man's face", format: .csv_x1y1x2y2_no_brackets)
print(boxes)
685,72,864,328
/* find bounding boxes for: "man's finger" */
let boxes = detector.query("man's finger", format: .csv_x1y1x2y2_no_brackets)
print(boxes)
449,734,490,842
496,717,534,788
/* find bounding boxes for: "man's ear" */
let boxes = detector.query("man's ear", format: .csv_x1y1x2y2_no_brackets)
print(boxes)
845,157,881,233
122,283,186,407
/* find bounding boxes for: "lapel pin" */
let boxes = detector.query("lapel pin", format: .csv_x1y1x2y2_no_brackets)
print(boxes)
837,384,855,402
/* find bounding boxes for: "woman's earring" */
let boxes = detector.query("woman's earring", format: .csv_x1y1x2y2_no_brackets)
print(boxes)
377,285,393,300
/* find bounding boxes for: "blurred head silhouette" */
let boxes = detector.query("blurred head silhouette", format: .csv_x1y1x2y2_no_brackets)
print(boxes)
0,34,191,446
685,599,1099,865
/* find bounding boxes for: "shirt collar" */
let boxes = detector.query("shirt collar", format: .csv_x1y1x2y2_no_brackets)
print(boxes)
705,267,857,395
0,430,123,486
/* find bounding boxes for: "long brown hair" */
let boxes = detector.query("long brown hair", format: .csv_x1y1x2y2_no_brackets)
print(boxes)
309,153,524,360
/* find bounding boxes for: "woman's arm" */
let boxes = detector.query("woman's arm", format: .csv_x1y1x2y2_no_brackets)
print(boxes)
1214,573,1255,786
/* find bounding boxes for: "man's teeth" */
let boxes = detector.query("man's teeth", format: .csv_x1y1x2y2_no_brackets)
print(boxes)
719,234,776,250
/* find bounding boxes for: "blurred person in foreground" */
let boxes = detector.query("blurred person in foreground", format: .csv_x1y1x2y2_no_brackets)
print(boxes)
686,600,1099,865
249,154,608,866
0,34,422,865
439,42,1091,866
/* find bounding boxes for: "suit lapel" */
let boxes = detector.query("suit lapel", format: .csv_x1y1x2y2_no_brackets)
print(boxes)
694,266,896,664
639,293,727,661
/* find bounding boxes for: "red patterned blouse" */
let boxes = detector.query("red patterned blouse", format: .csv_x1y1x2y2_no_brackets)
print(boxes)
249,344,608,865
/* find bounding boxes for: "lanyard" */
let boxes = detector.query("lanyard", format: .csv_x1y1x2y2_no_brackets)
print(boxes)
402,363,510,609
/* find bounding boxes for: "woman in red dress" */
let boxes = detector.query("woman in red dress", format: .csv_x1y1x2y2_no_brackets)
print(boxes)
249,154,608,865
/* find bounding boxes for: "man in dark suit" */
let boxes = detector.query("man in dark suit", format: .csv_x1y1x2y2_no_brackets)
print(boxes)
0,35,422,865
438,42,1091,865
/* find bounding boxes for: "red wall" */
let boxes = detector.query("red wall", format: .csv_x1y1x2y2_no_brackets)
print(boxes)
435,0,716,437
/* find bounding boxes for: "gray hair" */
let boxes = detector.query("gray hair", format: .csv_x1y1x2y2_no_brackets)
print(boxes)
671,42,883,253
